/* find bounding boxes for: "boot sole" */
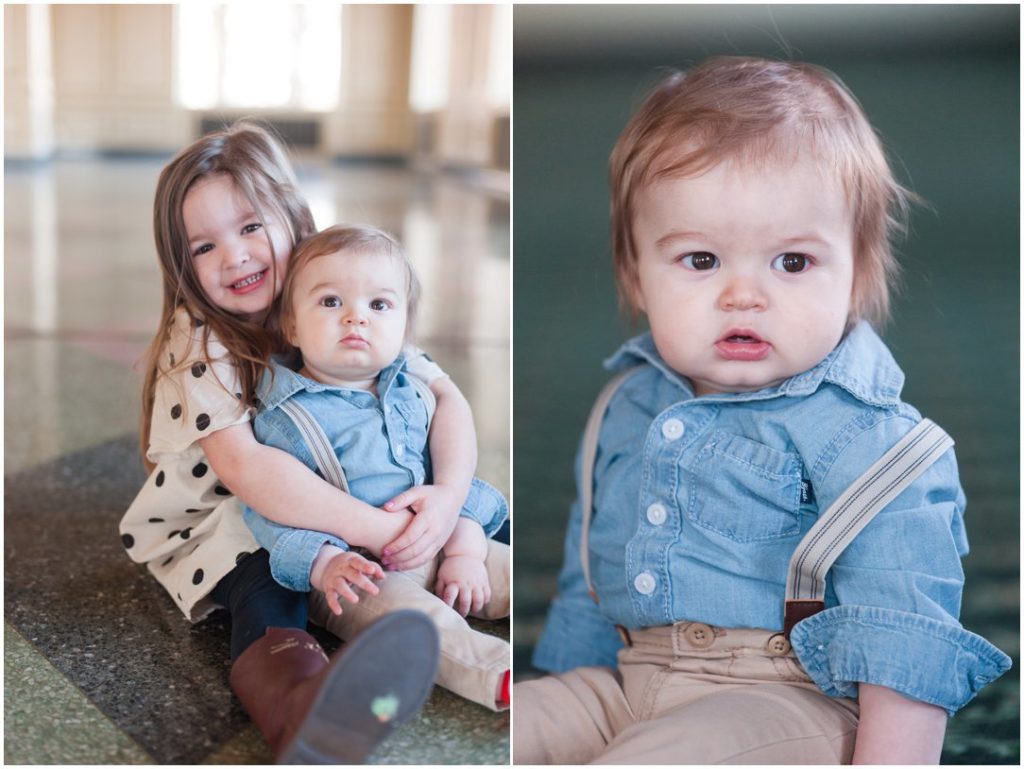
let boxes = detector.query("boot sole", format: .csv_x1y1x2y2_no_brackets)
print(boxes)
278,609,440,764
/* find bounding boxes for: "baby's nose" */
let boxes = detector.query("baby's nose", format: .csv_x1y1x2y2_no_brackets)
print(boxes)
718,277,767,311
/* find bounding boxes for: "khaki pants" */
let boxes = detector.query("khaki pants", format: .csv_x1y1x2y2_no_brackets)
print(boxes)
513,622,859,764
309,539,510,711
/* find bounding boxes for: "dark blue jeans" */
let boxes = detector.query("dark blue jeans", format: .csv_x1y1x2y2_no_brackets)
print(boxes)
211,549,308,660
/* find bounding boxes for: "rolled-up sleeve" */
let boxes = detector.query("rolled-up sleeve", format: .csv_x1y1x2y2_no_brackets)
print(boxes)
791,415,1012,715
459,478,509,537
243,506,349,592
791,604,1011,716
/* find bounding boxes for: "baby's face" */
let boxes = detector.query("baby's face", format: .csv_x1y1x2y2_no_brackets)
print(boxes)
285,250,408,389
630,155,854,396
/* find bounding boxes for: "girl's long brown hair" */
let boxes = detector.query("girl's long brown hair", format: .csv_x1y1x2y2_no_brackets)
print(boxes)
139,120,316,470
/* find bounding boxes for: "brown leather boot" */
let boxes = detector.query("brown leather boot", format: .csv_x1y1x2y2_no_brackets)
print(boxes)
230,610,440,764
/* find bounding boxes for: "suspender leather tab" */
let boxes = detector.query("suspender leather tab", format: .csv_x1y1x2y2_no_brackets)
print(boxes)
783,599,825,638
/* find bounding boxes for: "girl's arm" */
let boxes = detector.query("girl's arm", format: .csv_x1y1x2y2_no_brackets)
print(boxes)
852,684,947,764
200,423,413,557
381,375,479,569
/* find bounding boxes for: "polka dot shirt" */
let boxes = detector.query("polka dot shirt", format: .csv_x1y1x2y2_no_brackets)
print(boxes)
119,308,259,621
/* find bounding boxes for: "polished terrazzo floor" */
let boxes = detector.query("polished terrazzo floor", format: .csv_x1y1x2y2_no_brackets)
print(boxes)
4,156,509,764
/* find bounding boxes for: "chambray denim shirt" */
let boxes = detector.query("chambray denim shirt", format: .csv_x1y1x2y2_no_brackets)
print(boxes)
533,323,1010,715
243,354,508,592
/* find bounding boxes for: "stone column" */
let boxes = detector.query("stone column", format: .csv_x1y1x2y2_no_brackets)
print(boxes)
324,4,415,160
50,4,190,153
4,4,55,160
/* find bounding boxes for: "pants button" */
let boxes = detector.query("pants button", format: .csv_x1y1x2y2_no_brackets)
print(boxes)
684,622,715,649
767,633,792,656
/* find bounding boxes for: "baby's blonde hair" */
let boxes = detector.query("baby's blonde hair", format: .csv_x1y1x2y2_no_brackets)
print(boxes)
610,56,913,328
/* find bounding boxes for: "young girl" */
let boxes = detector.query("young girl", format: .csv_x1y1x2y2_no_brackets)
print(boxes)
119,121,478,763
514,57,1011,765
241,224,511,712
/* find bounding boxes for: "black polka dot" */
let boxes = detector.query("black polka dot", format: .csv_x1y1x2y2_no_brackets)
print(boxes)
121,533,134,549
193,317,205,327
185,508,202,513
148,517,165,523
177,593,182,601
168,530,181,539
235,392,242,399
191,362,207,378
236,552,249,564
155,471,165,487
180,527,192,540
192,462,208,478
196,413,211,431
214,484,231,496
192,569,204,585
161,556,174,567
170,404,182,420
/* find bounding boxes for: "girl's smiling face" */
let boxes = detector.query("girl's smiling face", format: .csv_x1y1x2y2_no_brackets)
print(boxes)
183,173,293,318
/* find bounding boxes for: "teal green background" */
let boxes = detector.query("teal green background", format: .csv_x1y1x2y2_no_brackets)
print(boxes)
513,5,1019,762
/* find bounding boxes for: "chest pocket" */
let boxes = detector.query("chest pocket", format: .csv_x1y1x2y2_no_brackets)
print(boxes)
390,399,429,463
686,431,804,543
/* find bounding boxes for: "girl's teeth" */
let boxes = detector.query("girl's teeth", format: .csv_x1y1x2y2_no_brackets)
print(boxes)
233,272,264,289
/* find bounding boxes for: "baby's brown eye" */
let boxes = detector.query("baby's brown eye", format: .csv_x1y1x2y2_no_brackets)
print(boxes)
772,253,810,273
682,252,719,271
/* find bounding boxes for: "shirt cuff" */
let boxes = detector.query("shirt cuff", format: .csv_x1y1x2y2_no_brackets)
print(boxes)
459,478,509,537
268,529,349,592
790,604,1012,716
532,594,623,673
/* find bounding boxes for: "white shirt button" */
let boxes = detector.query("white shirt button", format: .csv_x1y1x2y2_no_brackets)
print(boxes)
646,503,667,525
661,418,685,441
633,572,656,595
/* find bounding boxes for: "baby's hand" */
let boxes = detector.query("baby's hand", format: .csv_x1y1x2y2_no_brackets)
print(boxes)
434,554,491,617
317,551,384,616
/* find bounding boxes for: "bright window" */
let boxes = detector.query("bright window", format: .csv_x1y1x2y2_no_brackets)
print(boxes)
176,4,341,111
410,4,452,112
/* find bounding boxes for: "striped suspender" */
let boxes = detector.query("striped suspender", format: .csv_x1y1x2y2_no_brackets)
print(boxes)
578,368,642,600
576,373,954,637
782,417,953,636
279,400,350,491
275,375,438,493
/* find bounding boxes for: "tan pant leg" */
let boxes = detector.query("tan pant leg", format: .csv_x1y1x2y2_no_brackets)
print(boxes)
512,667,635,765
308,561,509,711
593,683,858,765
469,539,509,620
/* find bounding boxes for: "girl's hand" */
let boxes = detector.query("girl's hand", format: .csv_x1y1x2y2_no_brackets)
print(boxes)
434,554,491,617
381,484,464,570
317,551,384,616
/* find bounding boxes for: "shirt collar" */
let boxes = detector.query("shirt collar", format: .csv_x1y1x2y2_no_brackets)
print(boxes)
603,322,904,407
257,352,409,410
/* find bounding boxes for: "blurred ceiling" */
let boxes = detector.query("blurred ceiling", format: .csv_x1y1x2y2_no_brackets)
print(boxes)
514,4,1020,67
